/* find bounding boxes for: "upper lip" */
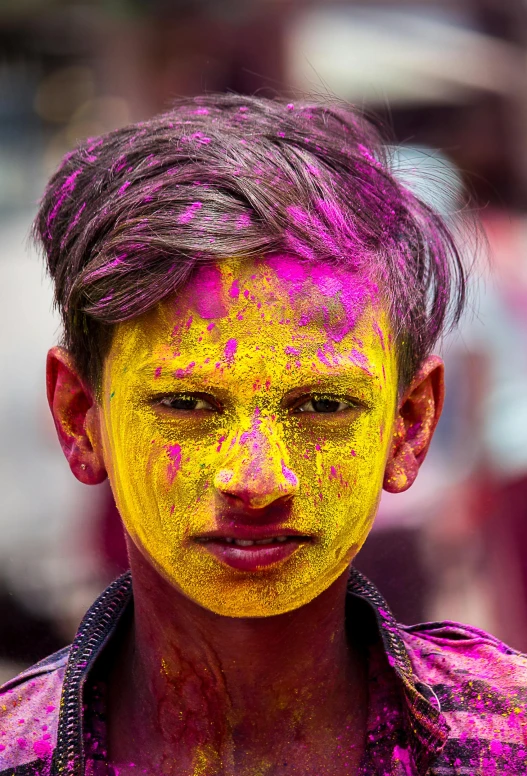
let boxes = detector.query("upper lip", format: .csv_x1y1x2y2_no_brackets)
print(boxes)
192,528,312,542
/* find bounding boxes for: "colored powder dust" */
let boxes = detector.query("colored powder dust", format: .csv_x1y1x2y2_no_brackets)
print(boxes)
224,338,237,365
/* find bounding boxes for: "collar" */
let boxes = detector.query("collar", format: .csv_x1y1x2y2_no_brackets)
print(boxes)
53,569,448,775
346,570,449,773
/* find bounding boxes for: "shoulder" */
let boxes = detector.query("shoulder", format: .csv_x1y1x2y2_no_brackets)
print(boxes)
401,621,527,773
0,648,69,772
401,620,527,693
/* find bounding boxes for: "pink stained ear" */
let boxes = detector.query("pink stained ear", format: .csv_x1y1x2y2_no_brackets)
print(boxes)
46,346,107,485
383,356,444,494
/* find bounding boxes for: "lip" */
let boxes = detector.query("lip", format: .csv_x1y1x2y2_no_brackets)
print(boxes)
192,531,311,572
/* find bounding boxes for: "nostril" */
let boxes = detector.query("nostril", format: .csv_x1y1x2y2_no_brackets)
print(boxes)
213,453,300,510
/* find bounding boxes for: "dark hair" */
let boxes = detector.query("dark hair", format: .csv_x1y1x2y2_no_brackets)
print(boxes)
33,94,467,392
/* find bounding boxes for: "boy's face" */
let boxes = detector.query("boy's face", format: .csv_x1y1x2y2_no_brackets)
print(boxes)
99,256,398,617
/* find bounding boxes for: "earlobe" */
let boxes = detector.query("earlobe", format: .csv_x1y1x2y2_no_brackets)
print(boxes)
46,347,107,485
383,355,444,494
383,438,418,493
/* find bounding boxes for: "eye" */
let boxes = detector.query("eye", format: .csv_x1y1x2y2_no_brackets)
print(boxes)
294,396,355,414
157,394,217,411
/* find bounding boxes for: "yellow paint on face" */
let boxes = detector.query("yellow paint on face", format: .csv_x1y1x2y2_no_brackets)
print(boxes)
99,256,398,617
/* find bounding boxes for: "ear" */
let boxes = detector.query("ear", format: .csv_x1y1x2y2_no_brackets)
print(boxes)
46,346,107,485
383,355,444,494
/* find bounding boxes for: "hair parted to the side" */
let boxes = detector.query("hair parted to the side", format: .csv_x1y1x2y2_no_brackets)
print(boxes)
33,93,467,392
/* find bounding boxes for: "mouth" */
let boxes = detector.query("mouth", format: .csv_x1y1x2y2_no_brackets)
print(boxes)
193,534,311,571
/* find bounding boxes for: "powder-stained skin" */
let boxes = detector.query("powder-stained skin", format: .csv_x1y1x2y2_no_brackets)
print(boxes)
99,255,398,617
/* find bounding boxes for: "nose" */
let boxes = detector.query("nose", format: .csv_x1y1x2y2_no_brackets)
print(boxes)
213,415,299,510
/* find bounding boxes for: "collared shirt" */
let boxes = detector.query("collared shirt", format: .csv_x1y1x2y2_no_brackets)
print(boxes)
1,569,526,775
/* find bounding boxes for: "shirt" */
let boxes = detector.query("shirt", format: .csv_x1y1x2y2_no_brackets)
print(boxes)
1,569,527,775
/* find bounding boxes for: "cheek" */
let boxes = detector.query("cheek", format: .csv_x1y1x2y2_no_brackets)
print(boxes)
102,398,169,522
298,413,391,532
121,422,220,531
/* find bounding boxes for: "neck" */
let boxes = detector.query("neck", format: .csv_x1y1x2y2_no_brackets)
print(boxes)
107,542,367,775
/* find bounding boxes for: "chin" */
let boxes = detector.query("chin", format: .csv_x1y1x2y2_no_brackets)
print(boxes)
185,563,353,619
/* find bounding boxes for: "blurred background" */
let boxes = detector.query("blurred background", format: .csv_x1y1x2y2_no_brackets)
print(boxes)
1,0,527,681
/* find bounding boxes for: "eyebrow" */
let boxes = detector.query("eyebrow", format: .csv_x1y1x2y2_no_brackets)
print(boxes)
134,346,377,376
135,360,381,392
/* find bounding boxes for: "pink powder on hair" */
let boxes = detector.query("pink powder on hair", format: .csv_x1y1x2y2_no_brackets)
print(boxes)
118,181,131,196
229,279,240,299
114,156,127,173
60,201,86,250
178,201,202,224
236,214,251,230
45,169,82,240
191,132,211,145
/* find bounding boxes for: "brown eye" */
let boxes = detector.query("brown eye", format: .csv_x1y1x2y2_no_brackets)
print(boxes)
159,395,215,411
296,397,351,413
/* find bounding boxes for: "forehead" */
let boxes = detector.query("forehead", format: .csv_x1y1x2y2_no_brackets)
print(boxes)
108,256,394,390
150,254,382,340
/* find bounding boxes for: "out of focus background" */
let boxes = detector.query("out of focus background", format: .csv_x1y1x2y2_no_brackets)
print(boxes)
1,0,527,680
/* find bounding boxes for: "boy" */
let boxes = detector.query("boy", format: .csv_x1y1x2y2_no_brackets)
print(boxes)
1,95,526,775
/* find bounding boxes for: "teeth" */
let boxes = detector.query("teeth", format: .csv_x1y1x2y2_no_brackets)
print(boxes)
224,536,295,546
197,536,301,545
